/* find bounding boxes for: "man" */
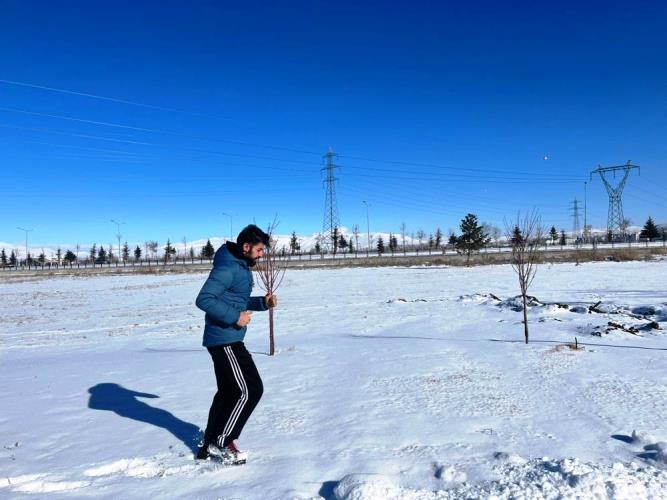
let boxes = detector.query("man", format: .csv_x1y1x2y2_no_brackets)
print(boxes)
195,224,277,464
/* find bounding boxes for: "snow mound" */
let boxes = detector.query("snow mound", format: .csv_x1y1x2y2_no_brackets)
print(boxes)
497,295,543,311
492,451,528,465
632,305,659,316
433,464,467,482
457,293,500,304
334,473,400,500
332,459,667,499
440,458,667,499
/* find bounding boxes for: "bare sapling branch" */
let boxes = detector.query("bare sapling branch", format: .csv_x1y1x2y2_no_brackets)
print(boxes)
505,209,544,344
255,217,287,355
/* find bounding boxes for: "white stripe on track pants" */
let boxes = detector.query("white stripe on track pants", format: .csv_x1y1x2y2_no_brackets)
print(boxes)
203,341,263,447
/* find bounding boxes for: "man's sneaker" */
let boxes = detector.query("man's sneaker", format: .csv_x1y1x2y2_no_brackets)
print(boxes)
197,440,247,465
219,441,248,465
196,441,212,460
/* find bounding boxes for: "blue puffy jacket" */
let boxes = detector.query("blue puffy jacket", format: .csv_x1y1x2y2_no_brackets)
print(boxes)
195,242,268,346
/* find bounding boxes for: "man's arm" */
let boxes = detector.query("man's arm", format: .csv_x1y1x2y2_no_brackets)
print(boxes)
195,268,242,325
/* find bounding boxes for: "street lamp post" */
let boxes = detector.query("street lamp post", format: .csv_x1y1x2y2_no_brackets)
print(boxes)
362,201,371,257
222,212,235,241
584,181,588,244
17,227,33,267
110,220,126,263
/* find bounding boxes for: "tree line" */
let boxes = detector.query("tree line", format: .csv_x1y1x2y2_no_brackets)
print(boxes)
1,239,219,267
1,216,664,268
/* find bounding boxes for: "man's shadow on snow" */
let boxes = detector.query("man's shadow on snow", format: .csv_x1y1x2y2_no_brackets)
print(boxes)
88,383,201,454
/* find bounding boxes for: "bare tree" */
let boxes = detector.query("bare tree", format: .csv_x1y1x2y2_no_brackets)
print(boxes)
505,210,543,344
416,229,425,253
147,241,158,259
482,223,501,249
256,219,287,356
620,218,632,241
314,232,323,254
352,224,360,254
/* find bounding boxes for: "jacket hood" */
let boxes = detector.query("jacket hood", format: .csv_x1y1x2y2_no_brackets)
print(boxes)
218,241,257,268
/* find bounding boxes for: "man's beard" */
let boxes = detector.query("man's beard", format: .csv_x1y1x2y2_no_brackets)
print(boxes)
242,250,259,266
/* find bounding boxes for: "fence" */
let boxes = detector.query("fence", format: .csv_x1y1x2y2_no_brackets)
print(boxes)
2,238,665,272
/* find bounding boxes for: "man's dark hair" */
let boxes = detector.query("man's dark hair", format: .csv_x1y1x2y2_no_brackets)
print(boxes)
237,224,270,248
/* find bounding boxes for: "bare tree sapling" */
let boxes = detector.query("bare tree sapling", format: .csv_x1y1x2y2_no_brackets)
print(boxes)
256,221,287,356
505,210,543,344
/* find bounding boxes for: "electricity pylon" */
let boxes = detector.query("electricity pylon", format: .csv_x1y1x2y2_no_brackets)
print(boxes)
569,199,581,239
590,161,640,236
321,148,341,251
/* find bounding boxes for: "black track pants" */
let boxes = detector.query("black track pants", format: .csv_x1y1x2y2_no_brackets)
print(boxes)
203,342,263,447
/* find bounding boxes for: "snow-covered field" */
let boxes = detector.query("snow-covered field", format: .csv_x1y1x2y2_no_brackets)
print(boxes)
2,261,667,499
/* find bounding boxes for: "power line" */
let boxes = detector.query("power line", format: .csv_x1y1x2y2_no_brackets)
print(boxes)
339,153,584,179
0,106,322,156
0,78,231,120
340,162,583,181
0,105,585,180
4,121,585,187
0,122,323,165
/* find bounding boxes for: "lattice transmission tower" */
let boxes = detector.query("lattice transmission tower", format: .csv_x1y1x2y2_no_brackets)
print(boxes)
321,148,341,251
590,161,640,236
569,199,581,239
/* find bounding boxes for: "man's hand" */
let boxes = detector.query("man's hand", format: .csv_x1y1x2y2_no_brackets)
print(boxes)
265,293,278,308
237,311,252,327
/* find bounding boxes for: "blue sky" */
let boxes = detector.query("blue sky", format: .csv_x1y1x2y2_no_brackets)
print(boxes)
1,0,666,250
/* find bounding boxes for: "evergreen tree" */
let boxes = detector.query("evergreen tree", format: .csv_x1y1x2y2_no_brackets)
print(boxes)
64,250,77,264
134,245,142,261
189,246,195,260
606,230,613,243
9,250,16,266
289,232,300,254
332,227,339,255
454,213,490,266
108,246,115,263
549,226,558,244
38,252,46,264
428,234,434,252
348,237,354,253
90,244,97,263
435,228,443,249
56,248,62,265
164,239,176,262
0,249,6,266
377,236,385,254
448,233,458,246
201,239,215,259
560,230,567,246
314,241,321,254
97,246,107,264
338,234,348,253
640,216,659,240
511,226,524,245
122,242,130,262
26,252,33,266
390,234,398,252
